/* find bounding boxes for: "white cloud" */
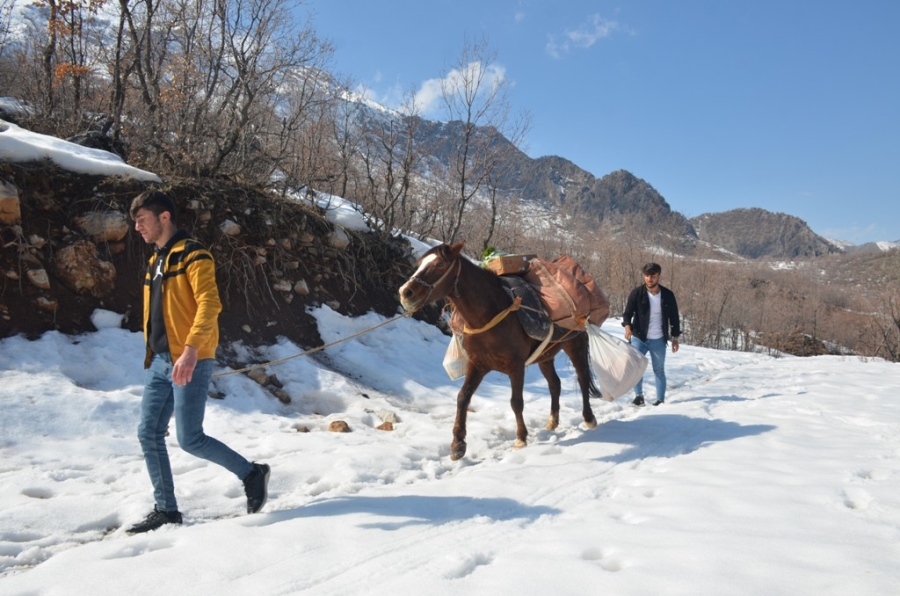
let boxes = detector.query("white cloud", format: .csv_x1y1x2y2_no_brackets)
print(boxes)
545,38,562,59
414,61,507,118
568,14,620,47
547,13,621,58
821,223,883,245
414,77,445,115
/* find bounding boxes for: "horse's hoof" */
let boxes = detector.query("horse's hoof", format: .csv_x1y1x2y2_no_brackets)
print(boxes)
450,441,467,461
546,415,559,430
514,438,527,449
584,417,598,429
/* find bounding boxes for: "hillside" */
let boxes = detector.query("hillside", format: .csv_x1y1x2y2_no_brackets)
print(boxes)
0,162,428,358
690,208,841,259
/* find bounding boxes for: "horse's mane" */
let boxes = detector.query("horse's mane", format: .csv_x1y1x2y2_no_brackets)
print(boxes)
417,242,509,309
454,251,508,301
457,253,498,280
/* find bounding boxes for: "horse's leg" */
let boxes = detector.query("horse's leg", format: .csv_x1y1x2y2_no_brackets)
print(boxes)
566,334,598,428
509,366,528,449
451,366,487,461
538,360,561,430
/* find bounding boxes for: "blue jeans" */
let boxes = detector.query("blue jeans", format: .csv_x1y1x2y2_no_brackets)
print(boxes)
630,337,668,402
138,353,253,512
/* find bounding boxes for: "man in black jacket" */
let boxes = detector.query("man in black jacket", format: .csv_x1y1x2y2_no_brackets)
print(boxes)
622,262,681,407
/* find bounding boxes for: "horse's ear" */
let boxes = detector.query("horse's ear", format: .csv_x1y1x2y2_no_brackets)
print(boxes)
449,241,465,258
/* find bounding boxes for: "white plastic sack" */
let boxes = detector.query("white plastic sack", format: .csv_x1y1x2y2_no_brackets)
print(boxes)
586,324,648,401
443,334,469,380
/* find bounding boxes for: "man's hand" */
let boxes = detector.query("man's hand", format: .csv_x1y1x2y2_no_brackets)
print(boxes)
672,339,680,353
172,345,199,387
624,324,632,341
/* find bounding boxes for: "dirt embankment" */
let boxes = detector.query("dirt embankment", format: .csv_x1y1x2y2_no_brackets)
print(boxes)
0,163,441,368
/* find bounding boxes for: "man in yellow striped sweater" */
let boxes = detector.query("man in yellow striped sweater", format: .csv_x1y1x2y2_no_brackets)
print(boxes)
127,190,269,534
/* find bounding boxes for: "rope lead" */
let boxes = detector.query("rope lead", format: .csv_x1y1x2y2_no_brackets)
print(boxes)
212,313,409,378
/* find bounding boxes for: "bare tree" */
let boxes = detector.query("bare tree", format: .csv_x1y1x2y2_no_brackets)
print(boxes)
437,35,529,245
353,91,426,234
114,0,333,181
866,289,900,361
115,0,177,161
0,0,17,89
10,0,107,133
0,0,15,56
324,82,365,200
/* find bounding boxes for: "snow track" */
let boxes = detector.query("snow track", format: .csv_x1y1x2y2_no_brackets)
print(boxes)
2,319,898,595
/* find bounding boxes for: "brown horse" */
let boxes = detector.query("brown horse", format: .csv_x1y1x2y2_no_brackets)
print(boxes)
399,242,601,460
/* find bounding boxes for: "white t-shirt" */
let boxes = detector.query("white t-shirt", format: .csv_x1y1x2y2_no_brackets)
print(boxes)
647,291,664,340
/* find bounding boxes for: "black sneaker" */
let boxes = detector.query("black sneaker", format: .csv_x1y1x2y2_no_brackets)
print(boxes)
127,506,183,534
243,462,270,514
632,395,645,407
652,400,664,406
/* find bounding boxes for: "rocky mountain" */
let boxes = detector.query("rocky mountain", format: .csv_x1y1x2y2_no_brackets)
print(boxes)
842,240,900,254
339,87,878,260
411,118,697,248
404,114,844,260
689,208,841,259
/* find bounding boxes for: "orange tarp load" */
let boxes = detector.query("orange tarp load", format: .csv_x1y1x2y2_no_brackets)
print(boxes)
523,255,609,330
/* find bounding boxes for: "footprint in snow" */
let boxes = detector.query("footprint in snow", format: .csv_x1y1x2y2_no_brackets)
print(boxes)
842,487,873,511
442,551,494,579
582,547,626,572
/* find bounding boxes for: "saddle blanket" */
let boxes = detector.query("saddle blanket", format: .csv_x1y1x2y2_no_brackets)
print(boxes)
499,275,551,341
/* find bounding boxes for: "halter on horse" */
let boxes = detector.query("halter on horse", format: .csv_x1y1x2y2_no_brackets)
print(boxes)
400,242,601,460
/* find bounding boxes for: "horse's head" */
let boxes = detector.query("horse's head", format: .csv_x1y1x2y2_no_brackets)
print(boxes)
399,241,465,313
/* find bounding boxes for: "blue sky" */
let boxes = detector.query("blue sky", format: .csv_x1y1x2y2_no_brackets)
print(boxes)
307,1,899,244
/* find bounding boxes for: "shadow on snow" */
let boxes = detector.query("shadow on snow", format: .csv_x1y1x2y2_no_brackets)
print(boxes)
562,411,775,464
256,495,560,531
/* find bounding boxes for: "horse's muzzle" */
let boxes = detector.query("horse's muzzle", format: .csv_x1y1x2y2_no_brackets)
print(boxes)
398,281,423,313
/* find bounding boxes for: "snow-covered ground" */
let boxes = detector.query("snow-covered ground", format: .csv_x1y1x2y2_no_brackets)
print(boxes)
1,308,898,596
0,119,159,181
2,112,899,596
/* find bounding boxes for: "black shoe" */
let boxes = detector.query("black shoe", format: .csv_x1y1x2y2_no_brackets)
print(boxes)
652,400,664,406
632,395,645,407
127,506,182,534
243,462,270,514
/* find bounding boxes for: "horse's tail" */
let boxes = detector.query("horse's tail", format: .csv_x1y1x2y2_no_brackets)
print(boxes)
588,375,603,399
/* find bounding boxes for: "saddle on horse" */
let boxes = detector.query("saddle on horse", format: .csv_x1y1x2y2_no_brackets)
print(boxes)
447,254,610,340
499,275,552,341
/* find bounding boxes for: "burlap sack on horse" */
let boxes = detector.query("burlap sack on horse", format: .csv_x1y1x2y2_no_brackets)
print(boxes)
524,256,645,399
523,255,609,330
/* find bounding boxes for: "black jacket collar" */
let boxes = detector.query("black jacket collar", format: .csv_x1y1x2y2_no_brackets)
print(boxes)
154,229,190,255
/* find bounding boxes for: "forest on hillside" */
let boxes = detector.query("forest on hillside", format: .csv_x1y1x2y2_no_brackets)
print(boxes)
1,0,898,361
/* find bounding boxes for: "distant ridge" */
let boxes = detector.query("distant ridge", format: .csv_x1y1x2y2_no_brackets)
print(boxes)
690,208,840,259
843,240,900,254
354,98,873,259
